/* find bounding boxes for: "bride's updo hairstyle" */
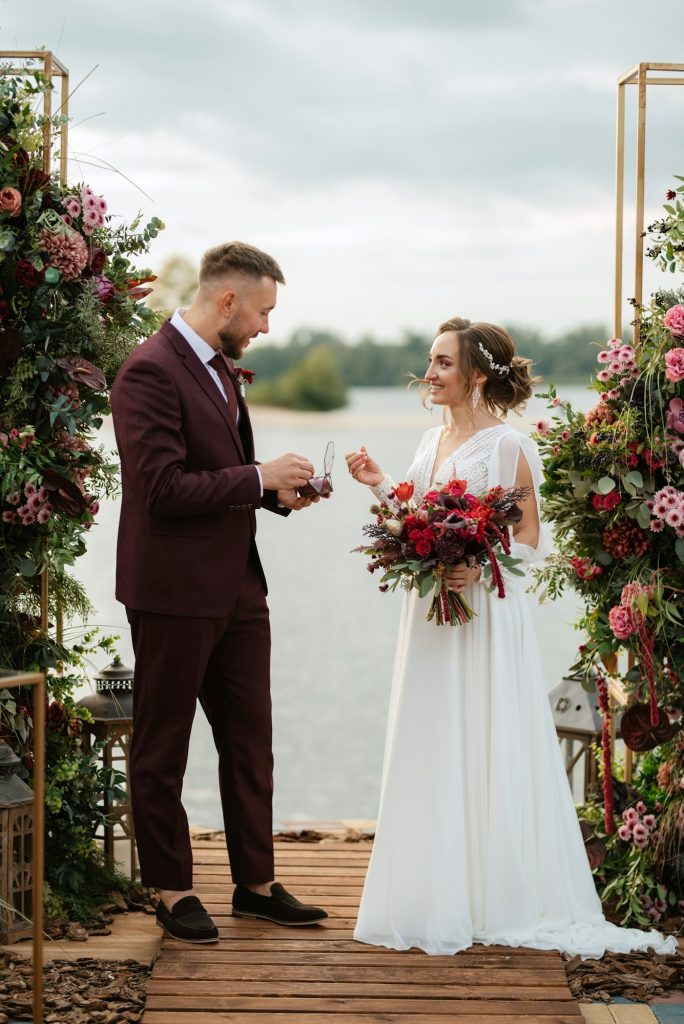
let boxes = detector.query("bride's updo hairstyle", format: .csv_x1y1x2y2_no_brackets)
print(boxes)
436,317,541,416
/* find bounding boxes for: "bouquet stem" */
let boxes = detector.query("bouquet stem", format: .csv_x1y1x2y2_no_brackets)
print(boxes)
430,580,475,626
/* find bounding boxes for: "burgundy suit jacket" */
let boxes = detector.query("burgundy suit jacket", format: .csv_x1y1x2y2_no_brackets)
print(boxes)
110,320,287,617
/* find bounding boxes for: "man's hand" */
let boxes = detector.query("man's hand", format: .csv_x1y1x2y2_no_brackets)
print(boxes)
277,488,321,511
260,453,315,491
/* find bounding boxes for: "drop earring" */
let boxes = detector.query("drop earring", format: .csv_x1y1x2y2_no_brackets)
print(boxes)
472,383,481,410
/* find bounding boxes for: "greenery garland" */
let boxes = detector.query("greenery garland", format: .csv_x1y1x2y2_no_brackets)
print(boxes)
0,61,163,920
533,185,684,929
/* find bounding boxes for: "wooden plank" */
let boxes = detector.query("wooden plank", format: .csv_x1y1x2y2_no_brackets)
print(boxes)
151,962,568,984
193,865,369,875
145,995,581,1014
144,1015,579,1024
156,949,566,969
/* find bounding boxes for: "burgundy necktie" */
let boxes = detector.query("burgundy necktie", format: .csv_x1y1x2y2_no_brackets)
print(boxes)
208,353,239,422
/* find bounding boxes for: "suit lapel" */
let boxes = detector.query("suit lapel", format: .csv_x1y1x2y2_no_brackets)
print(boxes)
226,359,255,462
162,322,246,461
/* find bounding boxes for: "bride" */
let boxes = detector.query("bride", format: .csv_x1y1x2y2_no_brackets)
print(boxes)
345,316,676,958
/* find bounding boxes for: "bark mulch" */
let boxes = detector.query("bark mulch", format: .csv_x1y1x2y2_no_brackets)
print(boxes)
563,947,684,1003
0,951,150,1024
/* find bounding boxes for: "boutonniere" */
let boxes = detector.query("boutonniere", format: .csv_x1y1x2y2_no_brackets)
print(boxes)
234,367,255,397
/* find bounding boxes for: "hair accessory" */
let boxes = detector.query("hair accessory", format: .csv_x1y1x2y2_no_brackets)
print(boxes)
478,341,511,376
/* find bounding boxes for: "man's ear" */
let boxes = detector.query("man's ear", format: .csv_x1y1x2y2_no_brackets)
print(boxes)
218,289,237,318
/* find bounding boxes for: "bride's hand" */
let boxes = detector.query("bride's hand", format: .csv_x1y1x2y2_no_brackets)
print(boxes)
446,562,481,593
345,447,384,487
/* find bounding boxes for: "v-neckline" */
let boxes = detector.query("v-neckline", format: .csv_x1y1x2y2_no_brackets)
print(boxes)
429,423,507,487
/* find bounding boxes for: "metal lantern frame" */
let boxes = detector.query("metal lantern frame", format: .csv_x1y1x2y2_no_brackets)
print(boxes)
0,671,46,1024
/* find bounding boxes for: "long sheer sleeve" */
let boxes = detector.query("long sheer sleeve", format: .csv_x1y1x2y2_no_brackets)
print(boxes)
484,430,552,590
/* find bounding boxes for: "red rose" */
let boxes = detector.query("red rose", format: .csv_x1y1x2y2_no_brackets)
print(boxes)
415,540,432,557
409,529,423,542
15,259,40,288
592,493,605,511
602,491,621,511
394,481,414,502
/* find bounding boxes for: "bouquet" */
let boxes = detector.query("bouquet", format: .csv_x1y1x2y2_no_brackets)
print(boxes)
356,478,530,625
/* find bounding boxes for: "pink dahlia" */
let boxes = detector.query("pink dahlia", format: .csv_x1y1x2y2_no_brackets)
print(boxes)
665,347,684,382
597,350,611,363
38,227,88,281
664,304,684,337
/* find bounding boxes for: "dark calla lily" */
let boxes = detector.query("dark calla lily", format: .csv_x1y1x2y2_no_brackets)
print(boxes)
41,469,87,517
620,703,674,752
56,355,107,391
579,820,607,871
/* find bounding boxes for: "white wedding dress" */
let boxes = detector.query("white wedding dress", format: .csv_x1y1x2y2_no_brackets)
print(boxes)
354,422,677,958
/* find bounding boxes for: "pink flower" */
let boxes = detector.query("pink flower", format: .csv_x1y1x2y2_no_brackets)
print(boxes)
2,510,17,523
83,207,100,227
62,213,72,226
665,507,684,528
597,369,612,383
632,822,649,844
84,194,99,211
635,800,646,814
97,197,107,213
7,491,20,505
665,347,684,382
27,494,42,511
664,304,684,337
0,186,22,216
617,824,632,840
81,185,95,199
19,509,36,525
535,419,552,435
623,807,639,825
608,337,622,350
65,198,81,217
650,518,665,532
609,360,622,374
609,604,636,639
93,275,116,303
90,500,100,516
552,397,561,406
597,350,611,363
608,389,621,400
642,814,656,830
561,430,570,442
666,397,684,435
24,482,36,497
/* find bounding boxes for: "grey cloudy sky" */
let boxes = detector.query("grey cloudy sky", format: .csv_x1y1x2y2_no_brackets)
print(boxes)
2,0,683,339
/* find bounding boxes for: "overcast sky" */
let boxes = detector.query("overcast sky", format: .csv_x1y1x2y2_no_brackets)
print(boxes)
2,0,683,341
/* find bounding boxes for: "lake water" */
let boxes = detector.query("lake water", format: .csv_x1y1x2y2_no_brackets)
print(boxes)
74,384,597,827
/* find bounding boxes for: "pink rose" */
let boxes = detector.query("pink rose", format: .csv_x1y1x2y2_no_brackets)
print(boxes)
664,347,684,382
666,397,684,435
0,186,22,216
664,304,684,337
608,604,636,639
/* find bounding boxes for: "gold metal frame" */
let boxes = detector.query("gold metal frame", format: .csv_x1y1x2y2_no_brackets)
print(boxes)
0,50,69,181
0,671,46,1024
614,62,684,343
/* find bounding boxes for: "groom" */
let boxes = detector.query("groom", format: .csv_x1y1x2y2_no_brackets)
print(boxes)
111,241,328,942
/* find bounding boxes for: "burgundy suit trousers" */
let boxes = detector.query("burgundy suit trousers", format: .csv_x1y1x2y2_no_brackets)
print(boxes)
126,556,274,890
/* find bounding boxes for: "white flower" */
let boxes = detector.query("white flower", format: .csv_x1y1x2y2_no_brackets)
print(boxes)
385,518,403,537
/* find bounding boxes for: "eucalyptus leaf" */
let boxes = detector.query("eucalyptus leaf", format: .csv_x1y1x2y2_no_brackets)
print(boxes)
598,476,616,494
637,503,652,530
676,538,684,564
624,470,644,488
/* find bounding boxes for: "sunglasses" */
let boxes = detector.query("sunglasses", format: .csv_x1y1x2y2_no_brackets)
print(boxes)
298,441,334,498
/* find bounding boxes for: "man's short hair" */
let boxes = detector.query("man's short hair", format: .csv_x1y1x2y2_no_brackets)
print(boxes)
199,241,285,286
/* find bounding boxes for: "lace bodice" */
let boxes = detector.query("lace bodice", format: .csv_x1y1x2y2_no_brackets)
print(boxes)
373,424,509,504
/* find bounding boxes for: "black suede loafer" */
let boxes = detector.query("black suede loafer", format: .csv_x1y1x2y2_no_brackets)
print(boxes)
156,895,219,943
232,882,328,926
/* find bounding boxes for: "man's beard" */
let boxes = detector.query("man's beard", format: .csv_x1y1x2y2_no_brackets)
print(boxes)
218,327,248,360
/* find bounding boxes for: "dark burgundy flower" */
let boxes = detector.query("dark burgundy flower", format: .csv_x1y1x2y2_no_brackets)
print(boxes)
41,469,87,517
56,355,107,391
87,246,106,275
22,166,50,197
579,820,607,871
15,259,41,288
666,189,677,200
620,703,674,752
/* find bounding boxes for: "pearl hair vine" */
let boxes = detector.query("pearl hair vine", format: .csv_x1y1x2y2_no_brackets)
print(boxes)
477,340,511,376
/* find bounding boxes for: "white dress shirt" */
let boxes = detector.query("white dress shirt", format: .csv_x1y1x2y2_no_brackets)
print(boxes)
171,308,263,495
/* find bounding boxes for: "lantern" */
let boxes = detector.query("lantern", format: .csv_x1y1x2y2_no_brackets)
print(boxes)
77,657,136,879
548,677,605,803
0,739,34,943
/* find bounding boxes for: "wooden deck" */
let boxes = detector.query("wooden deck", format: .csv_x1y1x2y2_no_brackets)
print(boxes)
142,833,582,1023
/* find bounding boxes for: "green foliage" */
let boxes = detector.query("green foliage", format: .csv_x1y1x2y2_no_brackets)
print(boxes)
250,344,348,410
